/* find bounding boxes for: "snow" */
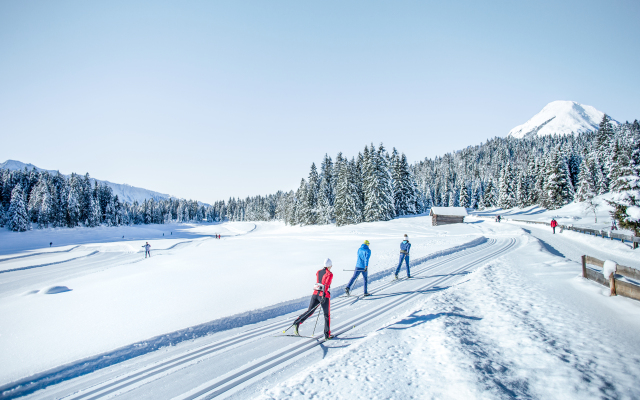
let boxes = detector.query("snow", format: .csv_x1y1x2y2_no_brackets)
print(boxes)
507,100,619,138
603,260,617,278
2,212,640,399
472,193,635,235
258,234,640,400
626,205,640,220
0,217,480,384
429,206,468,216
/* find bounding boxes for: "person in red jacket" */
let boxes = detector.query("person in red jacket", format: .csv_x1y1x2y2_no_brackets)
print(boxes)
551,218,558,234
292,258,334,340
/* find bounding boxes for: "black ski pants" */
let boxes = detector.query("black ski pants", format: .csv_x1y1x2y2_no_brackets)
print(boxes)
294,294,330,337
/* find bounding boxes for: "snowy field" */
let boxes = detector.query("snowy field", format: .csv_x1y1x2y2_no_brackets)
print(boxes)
1,212,640,399
472,193,635,235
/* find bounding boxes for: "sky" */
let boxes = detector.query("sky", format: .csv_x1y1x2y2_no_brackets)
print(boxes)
1,1,639,202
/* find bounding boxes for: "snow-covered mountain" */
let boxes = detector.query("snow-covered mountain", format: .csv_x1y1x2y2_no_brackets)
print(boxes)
0,160,172,204
508,100,619,138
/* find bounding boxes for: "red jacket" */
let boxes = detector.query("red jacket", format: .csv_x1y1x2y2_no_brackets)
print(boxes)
313,267,333,299
550,220,558,227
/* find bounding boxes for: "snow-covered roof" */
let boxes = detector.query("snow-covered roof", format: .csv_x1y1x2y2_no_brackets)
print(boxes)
429,207,468,216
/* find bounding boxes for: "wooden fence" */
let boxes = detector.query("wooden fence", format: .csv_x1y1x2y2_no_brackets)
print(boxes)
581,255,640,301
507,218,640,249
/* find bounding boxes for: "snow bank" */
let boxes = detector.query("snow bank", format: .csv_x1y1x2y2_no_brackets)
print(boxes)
603,260,617,278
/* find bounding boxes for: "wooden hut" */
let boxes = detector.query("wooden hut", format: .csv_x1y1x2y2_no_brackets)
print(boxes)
429,207,468,226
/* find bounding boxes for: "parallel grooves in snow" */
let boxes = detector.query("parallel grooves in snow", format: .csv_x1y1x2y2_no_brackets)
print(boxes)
56,239,499,400
180,239,516,400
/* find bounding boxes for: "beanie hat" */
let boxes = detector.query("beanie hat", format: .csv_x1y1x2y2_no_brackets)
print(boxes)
324,258,332,267
404,234,408,239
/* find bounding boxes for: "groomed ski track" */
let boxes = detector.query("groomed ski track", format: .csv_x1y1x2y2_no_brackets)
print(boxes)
15,236,517,400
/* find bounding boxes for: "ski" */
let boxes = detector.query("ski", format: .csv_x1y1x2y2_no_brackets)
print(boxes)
275,334,318,339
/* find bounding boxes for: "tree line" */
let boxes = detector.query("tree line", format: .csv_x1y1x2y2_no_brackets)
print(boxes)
3,115,639,234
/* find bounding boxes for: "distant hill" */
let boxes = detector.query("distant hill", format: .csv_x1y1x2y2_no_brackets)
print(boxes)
0,160,173,204
507,100,620,138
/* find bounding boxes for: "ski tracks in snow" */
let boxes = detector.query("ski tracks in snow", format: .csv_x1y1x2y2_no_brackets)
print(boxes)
10,237,516,400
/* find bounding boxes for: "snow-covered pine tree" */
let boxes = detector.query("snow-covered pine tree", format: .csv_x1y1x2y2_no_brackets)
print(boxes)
498,163,515,209
8,184,30,232
38,182,54,228
334,155,349,226
363,144,395,222
515,173,527,208
575,157,597,202
458,184,470,208
609,140,634,193
542,150,568,210
607,139,640,235
483,179,496,209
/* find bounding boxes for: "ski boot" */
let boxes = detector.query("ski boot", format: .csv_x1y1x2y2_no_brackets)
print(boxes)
325,334,333,341
394,274,398,280
345,287,350,297
293,323,300,336
363,292,372,297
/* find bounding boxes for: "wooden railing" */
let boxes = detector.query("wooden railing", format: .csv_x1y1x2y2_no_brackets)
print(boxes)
581,255,640,301
506,218,640,249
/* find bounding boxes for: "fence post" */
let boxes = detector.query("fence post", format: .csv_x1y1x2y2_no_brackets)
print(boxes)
581,255,587,278
609,273,617,296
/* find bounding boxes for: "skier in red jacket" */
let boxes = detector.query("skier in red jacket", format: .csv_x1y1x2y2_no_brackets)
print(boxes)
550,218,558,234
292,258,334,340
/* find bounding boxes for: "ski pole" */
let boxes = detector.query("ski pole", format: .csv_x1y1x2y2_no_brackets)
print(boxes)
283,302,322,333
312,302,323,336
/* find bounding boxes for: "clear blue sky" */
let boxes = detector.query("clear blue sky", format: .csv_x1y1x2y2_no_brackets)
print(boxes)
1,1,638,202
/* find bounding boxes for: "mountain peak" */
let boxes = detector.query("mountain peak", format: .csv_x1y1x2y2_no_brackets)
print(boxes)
508,100,618,138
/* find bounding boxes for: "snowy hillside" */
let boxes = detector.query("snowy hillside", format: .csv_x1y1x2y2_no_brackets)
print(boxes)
507,100,619,138
0,160,172,204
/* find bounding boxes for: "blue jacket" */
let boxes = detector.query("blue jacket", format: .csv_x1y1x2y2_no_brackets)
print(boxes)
400,240,411,255
356,244,371,270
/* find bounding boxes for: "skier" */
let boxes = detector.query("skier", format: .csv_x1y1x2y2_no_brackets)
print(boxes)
292,258,334,340
345,240,371,297
611,219,618,230
394,234,411,279
142,242,151,258
49,242,52,247
550,218,558,234
496,215,501,223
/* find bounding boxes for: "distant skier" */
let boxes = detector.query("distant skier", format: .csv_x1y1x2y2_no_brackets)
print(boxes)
496,215,501,223
611,219,618,230
142,242,151,258
345,240,371,297
292,258,334,340
550,218,558,234
394,234,411,279
49,242,52,247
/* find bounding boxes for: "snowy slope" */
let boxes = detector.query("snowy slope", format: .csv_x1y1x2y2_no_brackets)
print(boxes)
507,100,619,138
0,160,172,204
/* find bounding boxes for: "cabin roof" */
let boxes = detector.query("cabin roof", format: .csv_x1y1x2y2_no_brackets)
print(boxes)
429,207,468,217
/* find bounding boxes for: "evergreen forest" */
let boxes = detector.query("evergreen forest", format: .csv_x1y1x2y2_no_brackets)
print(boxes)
2,115,639,234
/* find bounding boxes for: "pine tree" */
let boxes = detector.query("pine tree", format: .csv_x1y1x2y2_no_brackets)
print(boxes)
542,150,567,210
458,184,469,208
363,144,395,222
498,163,515,209
575,157,596,202
8,184,30,232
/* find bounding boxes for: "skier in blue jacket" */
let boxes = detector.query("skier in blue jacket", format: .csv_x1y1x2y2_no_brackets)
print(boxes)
345,240,371,297
394,234,411,279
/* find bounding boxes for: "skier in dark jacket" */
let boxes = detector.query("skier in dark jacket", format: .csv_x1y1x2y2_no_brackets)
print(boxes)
345,240,371,297
394,234,411,279
142,242,151,258
292,258,334,340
